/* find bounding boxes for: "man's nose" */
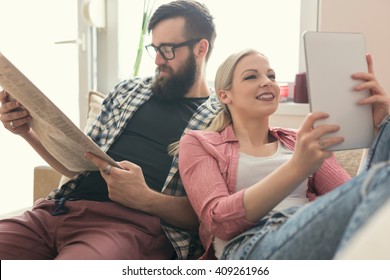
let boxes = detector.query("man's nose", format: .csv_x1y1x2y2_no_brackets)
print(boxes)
154,51,167,65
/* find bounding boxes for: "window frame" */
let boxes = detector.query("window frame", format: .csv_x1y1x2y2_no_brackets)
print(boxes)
93,0,318,95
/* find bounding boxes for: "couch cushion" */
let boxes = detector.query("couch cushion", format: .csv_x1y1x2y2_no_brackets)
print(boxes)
334,149,364,177
86,90,105,129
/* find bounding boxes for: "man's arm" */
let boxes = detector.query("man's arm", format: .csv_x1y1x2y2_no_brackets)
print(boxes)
84,152,199,231
0,90,78,178
135,192,199,231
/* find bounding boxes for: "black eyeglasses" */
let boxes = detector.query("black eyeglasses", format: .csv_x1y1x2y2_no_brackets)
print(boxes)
145,38,201,60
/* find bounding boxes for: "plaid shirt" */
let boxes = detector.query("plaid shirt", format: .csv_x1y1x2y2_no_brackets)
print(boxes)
48,76,222,259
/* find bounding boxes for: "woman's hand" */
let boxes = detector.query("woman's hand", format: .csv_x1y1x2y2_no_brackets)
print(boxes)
0,90,32,135
293,112,344,176
352,54,390,130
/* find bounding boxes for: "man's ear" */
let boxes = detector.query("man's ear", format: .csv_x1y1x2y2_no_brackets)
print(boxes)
195,39,209,58
218,89,231,105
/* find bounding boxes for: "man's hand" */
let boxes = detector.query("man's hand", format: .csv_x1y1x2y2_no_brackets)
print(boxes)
84,152,199,230
84,152,155,211
0,90,32,135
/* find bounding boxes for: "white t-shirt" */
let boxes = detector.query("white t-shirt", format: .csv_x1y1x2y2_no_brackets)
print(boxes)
213,141,309,259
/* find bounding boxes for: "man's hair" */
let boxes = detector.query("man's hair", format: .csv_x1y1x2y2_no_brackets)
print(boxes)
148,0,216,61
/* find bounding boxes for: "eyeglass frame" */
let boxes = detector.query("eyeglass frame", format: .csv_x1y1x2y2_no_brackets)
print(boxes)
145,38,202,61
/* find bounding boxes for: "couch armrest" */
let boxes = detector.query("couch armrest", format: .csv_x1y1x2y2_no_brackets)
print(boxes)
33,166,62,202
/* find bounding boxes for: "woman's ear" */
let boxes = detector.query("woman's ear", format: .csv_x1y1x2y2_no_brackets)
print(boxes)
218,89,231,105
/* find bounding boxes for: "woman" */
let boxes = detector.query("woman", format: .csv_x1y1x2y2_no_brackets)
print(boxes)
178,49,390,259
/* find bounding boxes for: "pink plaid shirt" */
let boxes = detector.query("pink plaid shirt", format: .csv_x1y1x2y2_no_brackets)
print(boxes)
179,124,351,259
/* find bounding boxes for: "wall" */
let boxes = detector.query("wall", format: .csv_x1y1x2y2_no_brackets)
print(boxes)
0,1,79,214
318,0,390,94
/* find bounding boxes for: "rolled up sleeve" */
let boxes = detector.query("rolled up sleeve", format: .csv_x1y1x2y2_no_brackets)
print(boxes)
179,133,255,241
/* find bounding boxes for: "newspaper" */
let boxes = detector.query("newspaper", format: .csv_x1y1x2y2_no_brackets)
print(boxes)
0,52,120,173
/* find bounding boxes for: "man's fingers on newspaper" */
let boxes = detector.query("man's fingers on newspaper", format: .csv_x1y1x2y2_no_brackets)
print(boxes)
0,89,6,100
103,164,112,175
84,152,110,173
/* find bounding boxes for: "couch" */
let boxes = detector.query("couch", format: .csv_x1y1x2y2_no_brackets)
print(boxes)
0,90,104,219
1,90,389,259
30,149,366,203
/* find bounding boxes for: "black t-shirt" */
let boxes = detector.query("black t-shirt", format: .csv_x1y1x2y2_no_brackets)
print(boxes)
67,96,207,201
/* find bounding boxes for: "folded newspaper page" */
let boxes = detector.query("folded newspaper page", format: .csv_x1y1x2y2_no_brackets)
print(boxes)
0,52,120,173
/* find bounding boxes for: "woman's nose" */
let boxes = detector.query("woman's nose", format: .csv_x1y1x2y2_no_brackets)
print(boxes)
260,77,273,87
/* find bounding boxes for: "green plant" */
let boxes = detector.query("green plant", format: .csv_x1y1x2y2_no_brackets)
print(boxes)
133,0,155,77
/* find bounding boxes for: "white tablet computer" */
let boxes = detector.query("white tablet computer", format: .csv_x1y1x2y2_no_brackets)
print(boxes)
303,31,374,151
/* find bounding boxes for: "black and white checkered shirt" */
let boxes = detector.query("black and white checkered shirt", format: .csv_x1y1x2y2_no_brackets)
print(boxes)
48,76,221,259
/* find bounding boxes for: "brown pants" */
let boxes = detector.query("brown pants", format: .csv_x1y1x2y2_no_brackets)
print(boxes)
0,199,175,259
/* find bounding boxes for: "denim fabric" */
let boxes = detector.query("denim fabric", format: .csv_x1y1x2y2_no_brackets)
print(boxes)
364,115,390,170
222,116,390,260
220,207,299,260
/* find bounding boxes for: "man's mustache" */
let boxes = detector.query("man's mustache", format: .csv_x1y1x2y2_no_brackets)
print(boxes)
155,65,172,76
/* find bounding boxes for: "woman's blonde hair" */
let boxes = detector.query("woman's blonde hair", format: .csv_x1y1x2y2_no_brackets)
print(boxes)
169,48,265,155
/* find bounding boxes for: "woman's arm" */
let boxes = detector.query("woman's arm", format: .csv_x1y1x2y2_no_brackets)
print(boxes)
179,133,257,240
179,113,345,240
307,153,351,201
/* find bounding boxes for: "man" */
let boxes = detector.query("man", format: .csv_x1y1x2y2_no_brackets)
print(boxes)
0,0,220,259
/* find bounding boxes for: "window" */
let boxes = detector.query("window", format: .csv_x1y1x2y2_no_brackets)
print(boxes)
0,0,80,214
115,0,317,84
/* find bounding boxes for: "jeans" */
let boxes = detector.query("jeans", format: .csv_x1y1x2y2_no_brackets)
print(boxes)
221,116,390,260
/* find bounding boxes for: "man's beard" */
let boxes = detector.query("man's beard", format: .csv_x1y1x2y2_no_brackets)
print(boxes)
151,54,198,101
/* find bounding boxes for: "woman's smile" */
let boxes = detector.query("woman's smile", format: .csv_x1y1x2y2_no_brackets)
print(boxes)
256,92,275,101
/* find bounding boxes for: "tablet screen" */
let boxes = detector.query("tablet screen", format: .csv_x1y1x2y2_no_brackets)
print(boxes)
304,31,374,151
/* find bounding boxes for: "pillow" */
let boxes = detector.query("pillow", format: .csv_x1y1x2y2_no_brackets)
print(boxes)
86,90,105,130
